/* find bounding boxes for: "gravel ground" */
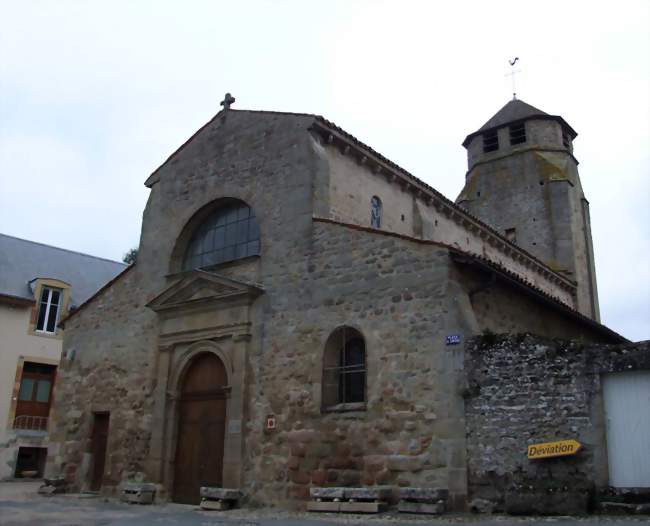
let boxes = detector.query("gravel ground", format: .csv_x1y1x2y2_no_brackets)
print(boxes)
0,482,648,526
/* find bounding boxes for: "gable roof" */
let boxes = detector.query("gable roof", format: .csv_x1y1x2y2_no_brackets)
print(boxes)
0,233,127,307
462,98,577,147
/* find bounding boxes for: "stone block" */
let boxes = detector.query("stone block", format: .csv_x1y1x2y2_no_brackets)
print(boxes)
307,500,340,512
121,483,156,504
398,500,445,514
399,487,449,502
38,486,57,496
344,486,392,501
309,487,344,500
200,499,232,511
599,501,637,514
505,491,588,515
43,477,67,487
469,497,496,513
199,487,242,501
339,501,386,513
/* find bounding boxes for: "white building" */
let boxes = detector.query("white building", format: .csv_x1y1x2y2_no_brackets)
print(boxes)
0,234,125,480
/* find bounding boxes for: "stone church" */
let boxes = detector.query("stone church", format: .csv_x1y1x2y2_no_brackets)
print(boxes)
48,96,625,510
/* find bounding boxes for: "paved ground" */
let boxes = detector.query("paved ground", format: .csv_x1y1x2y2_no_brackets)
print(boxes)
0,482,648,526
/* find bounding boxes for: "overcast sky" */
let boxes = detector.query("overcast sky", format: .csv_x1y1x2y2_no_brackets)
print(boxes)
1,0,648,341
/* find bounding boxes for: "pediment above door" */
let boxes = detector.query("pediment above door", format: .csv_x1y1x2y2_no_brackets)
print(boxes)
146,270,264,313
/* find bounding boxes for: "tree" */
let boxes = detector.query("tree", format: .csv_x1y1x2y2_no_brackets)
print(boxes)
122,247,138,265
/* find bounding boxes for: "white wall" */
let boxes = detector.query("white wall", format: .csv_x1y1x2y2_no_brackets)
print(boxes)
0,303,61,479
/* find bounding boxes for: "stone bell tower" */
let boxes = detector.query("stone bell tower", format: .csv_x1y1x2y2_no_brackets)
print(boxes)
456,98,600,320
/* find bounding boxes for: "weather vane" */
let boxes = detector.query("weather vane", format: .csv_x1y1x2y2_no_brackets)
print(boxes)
505,57,521,100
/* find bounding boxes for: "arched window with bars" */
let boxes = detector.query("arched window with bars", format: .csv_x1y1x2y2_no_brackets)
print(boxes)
322,326,366,411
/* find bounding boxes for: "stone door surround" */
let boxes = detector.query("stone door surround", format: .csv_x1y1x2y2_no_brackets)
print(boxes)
145,271,263,497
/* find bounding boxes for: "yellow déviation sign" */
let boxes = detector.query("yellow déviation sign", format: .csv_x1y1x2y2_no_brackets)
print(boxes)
527,439,582,460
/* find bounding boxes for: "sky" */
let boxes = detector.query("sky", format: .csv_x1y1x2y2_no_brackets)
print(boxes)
1,0,648,341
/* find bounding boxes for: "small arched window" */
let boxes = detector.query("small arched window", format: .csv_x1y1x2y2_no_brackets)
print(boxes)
370,196,382,228
183,202,260,270
322,327,366,411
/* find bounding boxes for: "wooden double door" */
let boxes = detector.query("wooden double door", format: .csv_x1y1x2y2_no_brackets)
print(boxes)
173,353,228,504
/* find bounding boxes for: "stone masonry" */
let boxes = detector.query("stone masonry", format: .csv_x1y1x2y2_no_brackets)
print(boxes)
47,105,626,511
464,334,650,514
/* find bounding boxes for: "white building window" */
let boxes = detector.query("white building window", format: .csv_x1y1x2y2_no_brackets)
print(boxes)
36,287,62,333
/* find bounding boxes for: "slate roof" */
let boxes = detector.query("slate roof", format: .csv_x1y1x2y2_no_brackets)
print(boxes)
0,233,127,308
479,99,549,130
462,98,577,147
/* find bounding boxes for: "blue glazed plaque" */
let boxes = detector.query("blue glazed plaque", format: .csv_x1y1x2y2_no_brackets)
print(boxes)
446,334,461,345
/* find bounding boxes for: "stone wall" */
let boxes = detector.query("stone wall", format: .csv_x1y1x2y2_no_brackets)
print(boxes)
47,266,156,491
242,219,472,509
457,116,599,320
464,334,650,514
321,138,576,308
49,108,625,510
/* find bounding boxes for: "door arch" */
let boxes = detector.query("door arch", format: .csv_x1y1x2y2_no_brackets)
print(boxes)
173,352,228,504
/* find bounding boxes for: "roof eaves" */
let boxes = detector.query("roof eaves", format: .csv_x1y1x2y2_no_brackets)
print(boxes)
462,114,578,148
310,117,575,291
450,251,627,343
0,293,35,307
313,217,623,342
59,264,135,328
144,108,318,188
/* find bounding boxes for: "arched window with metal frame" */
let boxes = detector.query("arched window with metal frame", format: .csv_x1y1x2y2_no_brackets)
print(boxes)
322,326,366,411
183,201,260,270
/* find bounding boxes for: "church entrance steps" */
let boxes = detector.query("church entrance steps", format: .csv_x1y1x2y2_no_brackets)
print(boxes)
307,486,390,514
398,487,449,515
199,487,242,511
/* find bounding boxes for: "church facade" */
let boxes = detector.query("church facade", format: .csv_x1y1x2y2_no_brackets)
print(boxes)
48,98,624,509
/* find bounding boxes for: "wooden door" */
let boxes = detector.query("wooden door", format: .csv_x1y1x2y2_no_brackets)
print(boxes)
173,353,228,504
90,412,110,491
603,371,650,487
15,362,56,430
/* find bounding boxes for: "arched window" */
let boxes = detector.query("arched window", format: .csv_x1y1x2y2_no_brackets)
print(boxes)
322,327,366,411
370,196,382,228
183,201,260,270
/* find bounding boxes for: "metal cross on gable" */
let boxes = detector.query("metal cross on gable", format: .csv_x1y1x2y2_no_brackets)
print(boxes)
220,92,235,110
505,57,521,100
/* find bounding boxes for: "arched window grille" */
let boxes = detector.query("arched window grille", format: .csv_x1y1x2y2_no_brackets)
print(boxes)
183,202,260,270
370,196,382,228
322,327,366,410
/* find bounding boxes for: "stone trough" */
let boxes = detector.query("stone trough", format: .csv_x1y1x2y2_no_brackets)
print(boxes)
200,487,242,510
307,487,391,514
398,487,448,514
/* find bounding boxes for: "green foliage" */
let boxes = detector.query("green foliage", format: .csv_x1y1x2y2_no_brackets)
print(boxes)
122,247,138,265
